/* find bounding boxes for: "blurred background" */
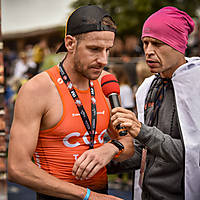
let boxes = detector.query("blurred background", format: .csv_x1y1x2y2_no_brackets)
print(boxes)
1,0,200,199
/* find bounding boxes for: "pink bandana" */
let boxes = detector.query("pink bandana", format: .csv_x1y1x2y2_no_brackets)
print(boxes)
142,6,194,54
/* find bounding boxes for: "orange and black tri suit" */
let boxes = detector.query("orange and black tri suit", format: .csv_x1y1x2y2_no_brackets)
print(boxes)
33,65,110,199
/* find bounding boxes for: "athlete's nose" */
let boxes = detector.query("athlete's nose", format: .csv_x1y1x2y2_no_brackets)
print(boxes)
97,50,108,66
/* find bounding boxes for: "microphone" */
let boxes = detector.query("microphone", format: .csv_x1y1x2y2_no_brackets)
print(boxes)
101,74,127,136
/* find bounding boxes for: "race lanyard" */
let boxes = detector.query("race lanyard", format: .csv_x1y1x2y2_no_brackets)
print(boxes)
59,62,97,149
145,74,171,126
139,75,171,188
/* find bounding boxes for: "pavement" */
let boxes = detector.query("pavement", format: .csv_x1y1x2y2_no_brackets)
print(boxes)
8,182,36,200
7,181,132,200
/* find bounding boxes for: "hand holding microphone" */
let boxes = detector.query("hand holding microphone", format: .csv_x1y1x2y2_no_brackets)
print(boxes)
101,74,127,136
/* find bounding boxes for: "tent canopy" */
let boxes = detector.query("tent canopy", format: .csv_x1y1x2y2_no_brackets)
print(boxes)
2,0,73,37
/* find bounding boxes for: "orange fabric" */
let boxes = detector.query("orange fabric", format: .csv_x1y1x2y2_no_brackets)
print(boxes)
33,65,110,191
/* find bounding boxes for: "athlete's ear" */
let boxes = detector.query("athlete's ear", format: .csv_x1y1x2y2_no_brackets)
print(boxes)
64,35,77,53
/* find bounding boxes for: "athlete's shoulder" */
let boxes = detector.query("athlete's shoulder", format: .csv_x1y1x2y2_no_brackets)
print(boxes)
17,71,55,101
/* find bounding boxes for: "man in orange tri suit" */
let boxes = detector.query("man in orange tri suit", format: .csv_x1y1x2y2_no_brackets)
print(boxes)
8,5,134,200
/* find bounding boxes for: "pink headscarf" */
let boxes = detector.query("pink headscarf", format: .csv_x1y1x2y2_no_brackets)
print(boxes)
142,6,194,54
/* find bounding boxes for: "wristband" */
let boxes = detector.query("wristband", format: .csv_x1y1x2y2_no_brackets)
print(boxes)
108,139,124,158
83,188,91,200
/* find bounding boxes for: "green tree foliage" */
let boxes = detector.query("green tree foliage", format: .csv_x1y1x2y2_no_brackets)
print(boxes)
70,0,200,38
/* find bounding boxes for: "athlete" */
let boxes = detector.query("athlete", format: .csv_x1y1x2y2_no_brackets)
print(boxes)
8,5,134,200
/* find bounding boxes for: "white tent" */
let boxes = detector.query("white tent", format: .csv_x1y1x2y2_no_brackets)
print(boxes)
1,0,74,37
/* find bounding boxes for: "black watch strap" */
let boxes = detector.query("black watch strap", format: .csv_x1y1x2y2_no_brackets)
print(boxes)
110,139,124,151
109,139,124,158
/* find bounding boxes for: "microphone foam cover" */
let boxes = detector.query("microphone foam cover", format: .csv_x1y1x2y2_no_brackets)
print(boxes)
101,74,120,98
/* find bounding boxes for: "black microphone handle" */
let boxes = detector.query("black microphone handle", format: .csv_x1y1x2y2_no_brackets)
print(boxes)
108,93,127,136
108,93,120,108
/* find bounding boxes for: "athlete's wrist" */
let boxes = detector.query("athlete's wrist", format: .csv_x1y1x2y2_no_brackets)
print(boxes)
107,140,124,158
105,141,119,155
83,188,91,200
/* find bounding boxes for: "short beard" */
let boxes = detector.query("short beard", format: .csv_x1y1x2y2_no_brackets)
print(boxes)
73,43,102,80
73,50,94,80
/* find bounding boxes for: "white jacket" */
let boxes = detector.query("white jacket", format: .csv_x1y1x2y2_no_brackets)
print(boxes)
135,57,200,200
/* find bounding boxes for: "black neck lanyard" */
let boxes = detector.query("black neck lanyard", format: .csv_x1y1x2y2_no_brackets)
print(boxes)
59,62,97,149
140,75,171,188
145,74,171,126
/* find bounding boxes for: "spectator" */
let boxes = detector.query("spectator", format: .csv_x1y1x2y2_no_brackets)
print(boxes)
32,39,49,74
13,51,36,79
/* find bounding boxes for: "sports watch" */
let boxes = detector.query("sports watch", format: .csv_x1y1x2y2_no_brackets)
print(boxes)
108,139,124,158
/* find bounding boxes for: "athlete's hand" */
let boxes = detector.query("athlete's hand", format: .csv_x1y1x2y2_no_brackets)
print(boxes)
72,143,118,180
111,107,141,138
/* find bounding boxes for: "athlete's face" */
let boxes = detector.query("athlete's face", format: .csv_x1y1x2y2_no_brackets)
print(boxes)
73,31,115,80
142,37,185,78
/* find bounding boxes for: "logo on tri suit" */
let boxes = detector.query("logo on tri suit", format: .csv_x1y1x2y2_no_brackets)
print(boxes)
63,129,106,148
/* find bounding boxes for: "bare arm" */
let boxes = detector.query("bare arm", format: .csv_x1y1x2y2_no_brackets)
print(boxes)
8,73,122,200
